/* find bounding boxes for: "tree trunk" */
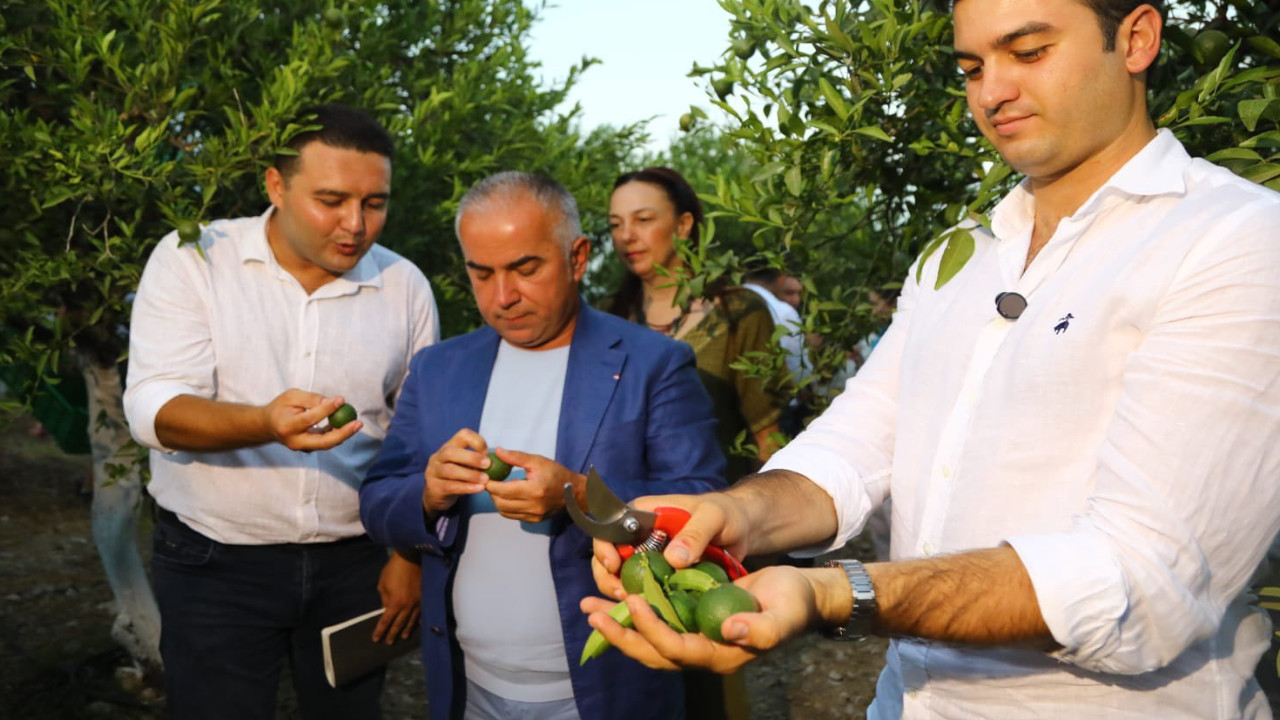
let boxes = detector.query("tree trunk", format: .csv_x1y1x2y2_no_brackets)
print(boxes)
82,356,162,672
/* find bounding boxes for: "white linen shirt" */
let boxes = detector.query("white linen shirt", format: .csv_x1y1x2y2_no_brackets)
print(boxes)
124,208,439,544
766,130,1280,719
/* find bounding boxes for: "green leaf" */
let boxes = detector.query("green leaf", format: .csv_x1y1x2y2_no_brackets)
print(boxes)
934,229,975,290
1206,147,1262,163
854,126,892,143
641,566,686,632
784,165,803,196
1247,35,1280,60
1241,163,1280,185
818,77,850,120
1239,99,1280,133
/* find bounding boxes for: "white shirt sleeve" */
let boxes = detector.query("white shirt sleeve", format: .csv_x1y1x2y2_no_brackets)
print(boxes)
1008,204,1280,674
123,234,216,452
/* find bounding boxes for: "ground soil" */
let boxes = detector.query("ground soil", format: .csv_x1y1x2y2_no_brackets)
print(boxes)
0,413,887,719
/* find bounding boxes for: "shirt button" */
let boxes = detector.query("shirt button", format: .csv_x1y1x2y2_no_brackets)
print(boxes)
941,466,953,478
430,626,444,636
922,542,936,556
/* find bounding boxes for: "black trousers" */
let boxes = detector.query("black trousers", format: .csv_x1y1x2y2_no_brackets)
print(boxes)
151,508,386,720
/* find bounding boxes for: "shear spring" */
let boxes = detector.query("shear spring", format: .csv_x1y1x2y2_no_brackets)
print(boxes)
636,530,669,554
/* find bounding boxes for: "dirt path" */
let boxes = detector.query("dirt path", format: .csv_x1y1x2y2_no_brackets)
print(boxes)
0,413,887,719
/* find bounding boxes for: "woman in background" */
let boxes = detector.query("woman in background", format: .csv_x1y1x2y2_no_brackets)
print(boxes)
606,167,785,483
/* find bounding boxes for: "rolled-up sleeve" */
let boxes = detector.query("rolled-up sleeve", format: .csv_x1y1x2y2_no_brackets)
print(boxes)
1009,206,1280,674
123,234,216,452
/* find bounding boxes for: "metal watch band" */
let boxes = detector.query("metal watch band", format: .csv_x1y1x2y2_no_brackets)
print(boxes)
824,558,878,640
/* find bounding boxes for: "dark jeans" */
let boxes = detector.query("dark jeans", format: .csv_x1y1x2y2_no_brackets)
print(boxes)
151,508,386,720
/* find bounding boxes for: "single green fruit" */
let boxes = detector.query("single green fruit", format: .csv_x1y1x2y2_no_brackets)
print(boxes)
731,38,755,60
322,7,345,29
328,403,357,429
695,584,759,643
1192,29,1231,67
176,220,201,245
484,451,512,481
678,113,695,132
621,551,674,595
668,590,699,633
693,560,731,584
712,78,734,101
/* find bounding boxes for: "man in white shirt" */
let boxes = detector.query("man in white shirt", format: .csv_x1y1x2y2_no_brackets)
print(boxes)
583,2,1280,719
124,103,439,719
358,172,725,720
744,267,811,437
743,268,808,383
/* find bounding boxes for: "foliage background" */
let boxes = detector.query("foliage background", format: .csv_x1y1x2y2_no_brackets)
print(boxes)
650,0,1280,416
0,0,645,408
1,0,1277,417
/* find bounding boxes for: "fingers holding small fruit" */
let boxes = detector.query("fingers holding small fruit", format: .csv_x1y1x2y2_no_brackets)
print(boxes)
716,566,821,651
423,429,491,513
266,391,360,451
580,551,764,674
487,452,580,522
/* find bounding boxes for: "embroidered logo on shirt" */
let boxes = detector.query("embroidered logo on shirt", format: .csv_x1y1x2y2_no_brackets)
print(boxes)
1053,314,1074,334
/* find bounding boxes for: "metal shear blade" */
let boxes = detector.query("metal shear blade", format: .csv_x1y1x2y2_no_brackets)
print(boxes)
563,467,655,544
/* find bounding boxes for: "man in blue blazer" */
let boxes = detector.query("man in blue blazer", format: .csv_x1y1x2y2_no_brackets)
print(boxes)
359,171,725,720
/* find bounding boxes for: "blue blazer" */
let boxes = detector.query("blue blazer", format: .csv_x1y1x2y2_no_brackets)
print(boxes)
359,303,726,720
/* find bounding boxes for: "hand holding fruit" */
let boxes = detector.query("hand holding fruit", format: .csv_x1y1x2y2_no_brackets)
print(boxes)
422,428,495,514
581,563,823,675
485,449,584,523
263,389,361,451
590,491,753,601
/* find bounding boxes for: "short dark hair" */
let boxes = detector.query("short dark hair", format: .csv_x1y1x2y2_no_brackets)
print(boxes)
612,167,704,244
946,0,1164,51
274,103,395,180
745,267,784,285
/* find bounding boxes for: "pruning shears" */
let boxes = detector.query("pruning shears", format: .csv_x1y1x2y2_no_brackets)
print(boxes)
563,467,747,580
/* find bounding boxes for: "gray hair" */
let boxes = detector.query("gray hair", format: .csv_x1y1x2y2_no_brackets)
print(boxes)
454,171,583,257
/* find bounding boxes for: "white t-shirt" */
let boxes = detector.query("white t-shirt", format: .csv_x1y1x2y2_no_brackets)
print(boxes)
452,341,573,702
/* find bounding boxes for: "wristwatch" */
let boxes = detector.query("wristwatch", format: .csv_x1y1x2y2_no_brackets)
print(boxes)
824,558,878,640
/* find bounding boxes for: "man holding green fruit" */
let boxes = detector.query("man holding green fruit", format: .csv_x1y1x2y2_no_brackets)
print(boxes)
358,172,725,720
124,103,439,719
584,1,1280,719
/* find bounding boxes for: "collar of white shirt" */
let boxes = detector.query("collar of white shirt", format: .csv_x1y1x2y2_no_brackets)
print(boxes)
991,129,1190,242
240,207,385,295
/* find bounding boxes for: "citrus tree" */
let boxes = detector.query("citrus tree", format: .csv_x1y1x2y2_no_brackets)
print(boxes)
0,0,640,669
680,0,1279,415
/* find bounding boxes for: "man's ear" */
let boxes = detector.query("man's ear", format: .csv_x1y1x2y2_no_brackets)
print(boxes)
1121,3,1163,75
265,167,285,208
569,235,591,282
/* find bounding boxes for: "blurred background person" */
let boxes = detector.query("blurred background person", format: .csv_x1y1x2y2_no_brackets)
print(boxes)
743,266,811,438
605,167,786,482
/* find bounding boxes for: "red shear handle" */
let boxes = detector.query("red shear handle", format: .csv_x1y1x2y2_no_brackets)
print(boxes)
617,506,747,580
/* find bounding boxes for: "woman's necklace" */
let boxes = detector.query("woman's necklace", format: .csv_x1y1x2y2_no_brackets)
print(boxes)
644,310,685,336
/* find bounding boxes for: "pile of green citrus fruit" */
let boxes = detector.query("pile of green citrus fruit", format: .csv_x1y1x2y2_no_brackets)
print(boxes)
581,551,760,664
